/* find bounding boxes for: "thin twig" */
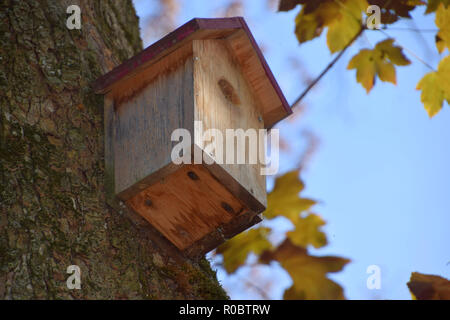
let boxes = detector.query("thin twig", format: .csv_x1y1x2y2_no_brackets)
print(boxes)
241,277,271,300
291,27,365,109
380,27,439,33
378,29,436,71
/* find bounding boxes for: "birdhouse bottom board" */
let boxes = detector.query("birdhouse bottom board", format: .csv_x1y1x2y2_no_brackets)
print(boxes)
125,163,262,251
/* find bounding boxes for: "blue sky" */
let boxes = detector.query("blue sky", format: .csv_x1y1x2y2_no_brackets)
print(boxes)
133,0,450,299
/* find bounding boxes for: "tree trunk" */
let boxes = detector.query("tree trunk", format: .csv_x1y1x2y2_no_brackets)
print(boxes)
0,0,227,299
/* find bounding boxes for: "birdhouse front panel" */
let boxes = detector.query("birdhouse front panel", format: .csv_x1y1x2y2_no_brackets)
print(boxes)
192,39,267,208
94,17,292,254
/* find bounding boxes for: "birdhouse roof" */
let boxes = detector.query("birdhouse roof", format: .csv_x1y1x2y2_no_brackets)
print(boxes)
93,17,292,128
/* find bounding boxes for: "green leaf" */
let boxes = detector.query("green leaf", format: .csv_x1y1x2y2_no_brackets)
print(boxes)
407,272,450,300
216,227,272,274
260,239,350,300
287,213,328,248
347,39,411,93
416,55,450,117
264,170,316,222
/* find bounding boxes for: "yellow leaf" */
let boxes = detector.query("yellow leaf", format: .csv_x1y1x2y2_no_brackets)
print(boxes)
327,0,368,53
417,72,444,117
348,39,410,93
216,228,272,274
264,170,317,222
375,39,411,66
435,3,450,53
287,213,328,248
377,60,396,84
294,9,324,44
436,32,447,53
416,56,450,117
294,2,338,44
407,272,450,300
426,0,449,14
436,55,450,96
260,239,350,300
294,0,367,52
347,49,376,93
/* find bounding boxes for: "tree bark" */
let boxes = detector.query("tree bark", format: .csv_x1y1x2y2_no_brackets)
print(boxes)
0,0,227,299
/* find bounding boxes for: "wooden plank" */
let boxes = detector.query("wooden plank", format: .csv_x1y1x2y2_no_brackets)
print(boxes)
184,212,262,257
93,18,242,94
113,51,195,198
125,164,249,250
233,18,292,127
193,39,267,208
225,29,289,128
108,42,194,110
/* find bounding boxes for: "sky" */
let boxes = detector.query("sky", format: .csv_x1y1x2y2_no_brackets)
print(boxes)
132,0,450,300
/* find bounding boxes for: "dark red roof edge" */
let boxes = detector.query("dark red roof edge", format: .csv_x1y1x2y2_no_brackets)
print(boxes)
92,18,201,93
92,17,291,117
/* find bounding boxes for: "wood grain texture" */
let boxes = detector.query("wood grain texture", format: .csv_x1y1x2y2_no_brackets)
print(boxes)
225,29,288,128
125,164,251,250
193,39,267,208
112,50,194,197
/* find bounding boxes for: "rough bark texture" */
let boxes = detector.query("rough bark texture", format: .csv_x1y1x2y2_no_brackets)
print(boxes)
0,0,227,299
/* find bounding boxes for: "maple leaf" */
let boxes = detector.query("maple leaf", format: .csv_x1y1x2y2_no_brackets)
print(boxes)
407,272,450,300
260,239,350,300
416,55,450,117
347,39,411,93
264,170,316,222
287,213,328,249
435,2,450,53
216,227,272,274
294,0,367,53
425,0,450,14
327,0,368,53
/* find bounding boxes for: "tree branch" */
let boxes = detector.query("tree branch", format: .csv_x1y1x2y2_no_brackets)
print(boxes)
291,27,365,109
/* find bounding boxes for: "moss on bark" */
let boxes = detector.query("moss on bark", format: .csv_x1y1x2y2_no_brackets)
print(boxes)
0,0,227,299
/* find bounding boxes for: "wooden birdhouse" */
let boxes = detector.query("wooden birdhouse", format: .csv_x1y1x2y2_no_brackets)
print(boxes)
93,17,291,254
